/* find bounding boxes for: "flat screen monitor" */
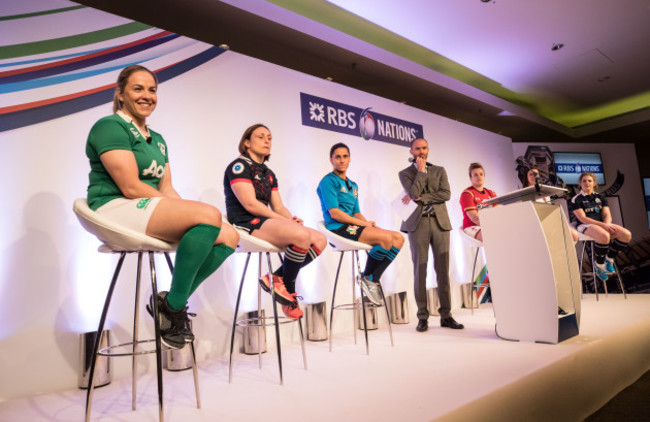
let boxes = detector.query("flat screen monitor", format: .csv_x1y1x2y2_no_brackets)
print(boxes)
553,152,605,185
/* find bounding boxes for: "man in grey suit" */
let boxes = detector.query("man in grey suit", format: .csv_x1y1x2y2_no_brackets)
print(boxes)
398,138,464,332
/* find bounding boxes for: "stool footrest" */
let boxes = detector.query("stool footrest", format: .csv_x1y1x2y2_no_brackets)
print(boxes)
236,316,300,327
98,338,175,357
332,302,371,311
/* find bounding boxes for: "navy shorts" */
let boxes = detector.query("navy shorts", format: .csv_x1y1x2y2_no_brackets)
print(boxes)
232,216,270,234
330,224,366,241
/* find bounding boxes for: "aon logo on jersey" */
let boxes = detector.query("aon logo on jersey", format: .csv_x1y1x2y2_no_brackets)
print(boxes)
143,160,165,178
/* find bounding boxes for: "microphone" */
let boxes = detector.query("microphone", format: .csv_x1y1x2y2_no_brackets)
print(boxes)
146,136,152,144
532,171,542,192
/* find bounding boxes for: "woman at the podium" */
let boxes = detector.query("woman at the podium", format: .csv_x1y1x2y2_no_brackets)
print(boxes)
524,167,578,242
460,162,497,242
568,171,632,281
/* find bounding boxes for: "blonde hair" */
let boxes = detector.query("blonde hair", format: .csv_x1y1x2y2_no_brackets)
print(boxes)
579,171,598,188
112,65,158,113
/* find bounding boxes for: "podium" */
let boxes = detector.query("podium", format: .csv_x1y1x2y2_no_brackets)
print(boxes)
479,185,581,343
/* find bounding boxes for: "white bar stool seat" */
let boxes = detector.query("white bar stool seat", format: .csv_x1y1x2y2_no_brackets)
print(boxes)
73,198,200,422
317,221,393,355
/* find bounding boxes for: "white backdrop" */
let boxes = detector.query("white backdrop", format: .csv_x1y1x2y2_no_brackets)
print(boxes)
0,48,517,399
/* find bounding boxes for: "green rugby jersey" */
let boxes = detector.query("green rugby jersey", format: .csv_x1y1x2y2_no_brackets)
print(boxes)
86,113,169,210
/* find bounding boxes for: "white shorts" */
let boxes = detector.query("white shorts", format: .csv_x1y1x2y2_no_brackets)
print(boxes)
96,197,163,235
574,223,592,234
463,225,482,239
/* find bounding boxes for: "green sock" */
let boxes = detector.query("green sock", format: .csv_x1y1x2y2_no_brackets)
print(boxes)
188,244,236,296
167,224,220,310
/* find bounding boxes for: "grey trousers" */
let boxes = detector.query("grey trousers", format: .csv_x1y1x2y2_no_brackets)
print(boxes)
407,215,451,320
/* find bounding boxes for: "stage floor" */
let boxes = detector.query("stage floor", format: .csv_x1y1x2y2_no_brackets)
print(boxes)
1,294,649,422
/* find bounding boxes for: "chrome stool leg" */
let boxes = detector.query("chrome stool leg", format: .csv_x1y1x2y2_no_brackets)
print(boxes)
590,241,599,301
163,252,201,408
355,250,393,348
298,316,308,369
328,252,345,352
147,252,164,422
579,241,586,299
266,252,284,385
470,247,479,315
257,254,263,369
188,343,201,408
351,252,358,346
85,252,127,422
377,284,394,347
612,261,627,299
229,253,251,383
132,252,143,410
355,250,370,355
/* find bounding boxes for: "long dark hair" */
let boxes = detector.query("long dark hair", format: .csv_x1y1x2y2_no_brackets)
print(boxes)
238,123,270,162
329,142,349,157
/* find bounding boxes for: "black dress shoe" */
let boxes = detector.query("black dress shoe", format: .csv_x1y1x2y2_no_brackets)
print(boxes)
440,316,464,330
416,319,428,332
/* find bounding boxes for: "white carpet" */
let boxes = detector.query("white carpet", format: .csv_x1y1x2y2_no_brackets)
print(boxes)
1,294,649,422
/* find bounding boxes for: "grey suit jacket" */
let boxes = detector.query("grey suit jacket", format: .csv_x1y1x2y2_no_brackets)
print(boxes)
398,163,452,233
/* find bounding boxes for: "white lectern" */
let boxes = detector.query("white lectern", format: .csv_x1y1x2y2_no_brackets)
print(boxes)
480,185,581,343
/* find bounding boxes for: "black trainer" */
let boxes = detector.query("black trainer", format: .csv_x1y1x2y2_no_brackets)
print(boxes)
146,292,194,348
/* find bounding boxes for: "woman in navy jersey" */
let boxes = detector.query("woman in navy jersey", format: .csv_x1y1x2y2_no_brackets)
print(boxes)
569,171,631,281
224,124,327,319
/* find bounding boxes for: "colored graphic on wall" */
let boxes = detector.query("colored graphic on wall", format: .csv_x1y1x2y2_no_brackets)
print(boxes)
0,1,225,132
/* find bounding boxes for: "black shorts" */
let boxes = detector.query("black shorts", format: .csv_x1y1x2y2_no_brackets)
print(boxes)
330,224,366,241
232,216,270,234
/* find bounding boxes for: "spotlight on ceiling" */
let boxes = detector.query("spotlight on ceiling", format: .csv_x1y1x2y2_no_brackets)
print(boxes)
551,43,564,51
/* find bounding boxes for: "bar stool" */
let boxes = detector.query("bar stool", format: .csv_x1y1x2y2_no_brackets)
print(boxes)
228,228,307,385
72,198,200,422
317,222,393,355
576,231,627,301
459,226,487,315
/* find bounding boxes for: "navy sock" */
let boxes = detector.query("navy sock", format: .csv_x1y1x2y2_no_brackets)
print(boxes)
606,239,627,260
363,245,389,280
281,245,308,293
594,242,609,265
274,245,322,277
372,246,401,282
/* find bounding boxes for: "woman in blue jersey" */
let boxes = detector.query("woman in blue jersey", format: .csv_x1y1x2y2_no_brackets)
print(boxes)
317,142,404,305
86,65,239,349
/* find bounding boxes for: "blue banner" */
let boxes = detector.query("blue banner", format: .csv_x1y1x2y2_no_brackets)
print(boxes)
300,92,423,147
555,163,604,175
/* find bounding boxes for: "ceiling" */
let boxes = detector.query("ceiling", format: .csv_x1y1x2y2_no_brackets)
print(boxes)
75,0,650,168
